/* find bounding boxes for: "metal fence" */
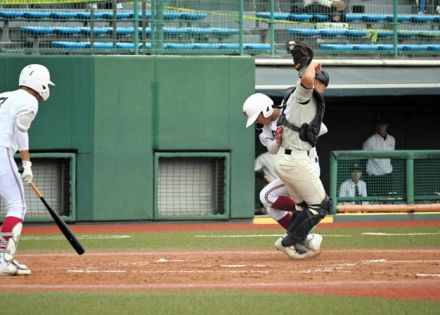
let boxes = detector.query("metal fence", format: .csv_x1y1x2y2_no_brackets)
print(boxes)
0,0,439,56
0,153,76,222
330,150,440,213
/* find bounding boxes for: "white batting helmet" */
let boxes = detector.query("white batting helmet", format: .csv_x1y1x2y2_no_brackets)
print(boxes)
19,64,55,101
242,93,274,128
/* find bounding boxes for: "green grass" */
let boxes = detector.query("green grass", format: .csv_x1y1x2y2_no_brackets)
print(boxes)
3,291,440,315
18,225,440,252
7,224,439,315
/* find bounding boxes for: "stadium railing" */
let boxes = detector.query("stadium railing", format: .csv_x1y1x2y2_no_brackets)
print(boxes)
330,150,440,214
0,0,439,56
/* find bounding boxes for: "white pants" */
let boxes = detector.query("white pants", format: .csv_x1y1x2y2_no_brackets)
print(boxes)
275,149,325,208
259,178,289,221
0,147,26,219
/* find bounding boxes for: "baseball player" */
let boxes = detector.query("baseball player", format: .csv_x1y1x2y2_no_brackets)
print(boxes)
273,41,332,259
243,92,328,253
0,64,54,276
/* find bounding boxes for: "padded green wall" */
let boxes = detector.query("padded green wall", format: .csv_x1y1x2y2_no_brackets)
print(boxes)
0,56,255,221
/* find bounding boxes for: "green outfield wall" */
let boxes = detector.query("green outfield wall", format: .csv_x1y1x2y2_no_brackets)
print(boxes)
0,56,255,221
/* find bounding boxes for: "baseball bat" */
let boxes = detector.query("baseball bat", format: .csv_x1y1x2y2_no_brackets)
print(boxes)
29,182,85,255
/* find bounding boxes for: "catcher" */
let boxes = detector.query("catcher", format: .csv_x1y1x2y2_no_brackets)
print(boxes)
273,41,332,259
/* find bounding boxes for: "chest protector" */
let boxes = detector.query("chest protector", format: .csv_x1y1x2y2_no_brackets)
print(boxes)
278,86,325,147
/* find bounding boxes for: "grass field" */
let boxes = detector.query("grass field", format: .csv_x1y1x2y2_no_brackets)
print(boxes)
2,221,440,315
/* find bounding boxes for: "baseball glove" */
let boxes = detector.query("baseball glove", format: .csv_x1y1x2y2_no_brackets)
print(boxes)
286,41,313,73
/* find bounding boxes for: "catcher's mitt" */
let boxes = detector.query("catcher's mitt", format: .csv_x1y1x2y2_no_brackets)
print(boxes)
286,41,313,73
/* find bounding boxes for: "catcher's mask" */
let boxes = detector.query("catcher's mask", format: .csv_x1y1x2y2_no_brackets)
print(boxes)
315,70,330,87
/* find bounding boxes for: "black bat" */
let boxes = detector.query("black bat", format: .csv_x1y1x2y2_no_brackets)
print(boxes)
30,182,85,255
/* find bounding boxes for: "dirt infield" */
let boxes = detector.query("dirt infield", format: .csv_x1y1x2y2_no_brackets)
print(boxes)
2,248,440,300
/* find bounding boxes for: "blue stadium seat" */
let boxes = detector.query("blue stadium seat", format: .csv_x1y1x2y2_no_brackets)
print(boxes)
116,42,151,49
243,43,271,51
353,44,379,51
133,12,153,19
398,31,418,39
289,14,313,22
418,30,440,38
410,15,435,23
320,44,354,51
193,43,222,49
80,27,112,35
23,11,51,19
434,16,440,23
384,15,412,22
319,29,346,37
346,29,368,37
313,14,330,22
345,13,364,22
92,42,114,49
428,44,440,51
76,12,105,19
0,10,24,18
102,11,133,20
163,43,194,49
20,26,55,35
49,11,78,19
211,28,238,36
256,12,290,20
54,27,84,35
376,30,393,38
362,14,388,22
287,28,320,37
399,44,429,51
181,12,208,20
52,41,89,49
102,11,131,19
377,44,393,51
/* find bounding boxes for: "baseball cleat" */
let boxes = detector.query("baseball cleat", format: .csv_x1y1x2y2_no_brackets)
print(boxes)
274,237,310,259
305,233,323,253
0,261,19,276
11,259,31,275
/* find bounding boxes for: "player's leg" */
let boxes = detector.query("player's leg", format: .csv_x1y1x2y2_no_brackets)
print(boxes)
259,178,295,229
0,148,30,275
282,160,328,250
274,152,327,258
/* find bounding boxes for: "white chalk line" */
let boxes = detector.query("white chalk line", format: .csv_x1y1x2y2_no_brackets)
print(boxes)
195,234,350,238
363,232,440,236
2,280,439,291
21,234,131,241
17,248,440,258
416,273,440,278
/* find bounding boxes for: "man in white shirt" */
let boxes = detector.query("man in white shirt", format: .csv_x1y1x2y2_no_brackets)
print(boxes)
362,115,396,196
339,163,367,204
0,64,54,276
362,115,395,176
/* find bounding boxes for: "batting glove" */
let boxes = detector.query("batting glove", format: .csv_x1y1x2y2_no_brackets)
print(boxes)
21,160,33,184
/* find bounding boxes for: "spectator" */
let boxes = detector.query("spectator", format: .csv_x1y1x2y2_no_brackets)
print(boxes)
339,163,368,204
292,0,346,22
362,115,396,196
362,115,395,177
415,0,427,14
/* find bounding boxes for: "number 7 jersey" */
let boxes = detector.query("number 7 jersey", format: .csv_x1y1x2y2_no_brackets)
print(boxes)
0,89,38,154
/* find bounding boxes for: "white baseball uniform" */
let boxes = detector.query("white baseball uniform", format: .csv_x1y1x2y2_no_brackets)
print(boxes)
258,104,327,221
274,79,326,208
0,89,38,219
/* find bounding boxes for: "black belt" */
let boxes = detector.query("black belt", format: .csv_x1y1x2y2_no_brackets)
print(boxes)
284,149,309,156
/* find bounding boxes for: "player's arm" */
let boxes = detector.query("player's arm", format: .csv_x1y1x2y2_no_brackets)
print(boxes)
258,127,280,154
301,62,321,89
15,110,35,183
